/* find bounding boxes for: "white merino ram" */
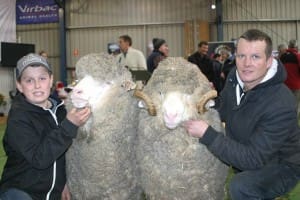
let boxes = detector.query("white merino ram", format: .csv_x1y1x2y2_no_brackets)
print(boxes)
65,53,142,200
134,57,228,200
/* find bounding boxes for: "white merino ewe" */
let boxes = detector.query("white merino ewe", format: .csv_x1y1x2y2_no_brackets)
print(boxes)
65,53,142,200
135,57,228,200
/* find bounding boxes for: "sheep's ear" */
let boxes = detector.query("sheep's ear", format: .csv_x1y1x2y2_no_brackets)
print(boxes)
205,99,215,109
159,91,164,101
138,100,146,108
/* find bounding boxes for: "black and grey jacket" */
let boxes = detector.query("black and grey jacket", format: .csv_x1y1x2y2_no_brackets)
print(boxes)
201,59,300,174
0,93,78,200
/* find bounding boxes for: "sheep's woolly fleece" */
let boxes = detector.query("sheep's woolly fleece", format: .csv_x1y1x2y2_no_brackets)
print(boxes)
66,53,142,200
136,57,228,200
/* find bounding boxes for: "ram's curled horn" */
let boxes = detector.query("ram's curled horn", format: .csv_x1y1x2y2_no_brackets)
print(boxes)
133,90,157,116
197,90,218,114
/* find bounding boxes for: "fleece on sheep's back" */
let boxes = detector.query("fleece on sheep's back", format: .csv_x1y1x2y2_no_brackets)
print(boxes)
65,53,142,200
136,57,228,200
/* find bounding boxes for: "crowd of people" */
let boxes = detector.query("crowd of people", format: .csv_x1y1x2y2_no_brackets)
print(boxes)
115,34,235,96
0,29,300,200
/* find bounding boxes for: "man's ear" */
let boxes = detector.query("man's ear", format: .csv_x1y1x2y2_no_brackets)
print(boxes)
267,56,273,69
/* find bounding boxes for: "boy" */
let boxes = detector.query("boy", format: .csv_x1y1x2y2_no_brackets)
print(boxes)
0,53,91,200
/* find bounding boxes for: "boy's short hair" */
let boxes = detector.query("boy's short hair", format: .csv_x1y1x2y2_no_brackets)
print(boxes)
16,53,52,79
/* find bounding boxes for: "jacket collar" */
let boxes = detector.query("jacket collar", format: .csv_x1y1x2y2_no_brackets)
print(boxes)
231,58,283,106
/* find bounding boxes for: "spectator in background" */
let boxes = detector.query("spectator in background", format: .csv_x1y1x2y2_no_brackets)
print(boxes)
218,46,236,92
211,53,223,94
280,39,300,117
52,81,68,101
39,50,48,60
0,53,91,200
117,35,147,71
188,41,214,83
277,43,288,59
220,47,235,82
147,38,169,74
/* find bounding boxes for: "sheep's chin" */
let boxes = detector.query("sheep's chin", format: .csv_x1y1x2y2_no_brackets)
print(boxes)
72,100,89,108
164,121,179,129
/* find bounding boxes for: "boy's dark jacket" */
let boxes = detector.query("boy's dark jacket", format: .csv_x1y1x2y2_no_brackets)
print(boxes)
201,60,300,174
0,93,78,200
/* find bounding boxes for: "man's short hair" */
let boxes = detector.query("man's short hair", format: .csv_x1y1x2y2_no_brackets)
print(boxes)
198,41,208,48
288,39,298,49
237,29,273,58
278,43,288,51
119,35,132,46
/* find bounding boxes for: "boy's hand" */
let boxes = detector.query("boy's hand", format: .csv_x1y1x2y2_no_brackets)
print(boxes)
61,184,71,200
67,107,91,127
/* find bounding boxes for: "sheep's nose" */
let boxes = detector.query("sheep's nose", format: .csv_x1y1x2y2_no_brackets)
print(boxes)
64,87,73,93
165,111,178,121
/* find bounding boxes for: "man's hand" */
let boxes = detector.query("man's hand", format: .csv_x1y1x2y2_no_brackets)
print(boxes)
183,120,209,138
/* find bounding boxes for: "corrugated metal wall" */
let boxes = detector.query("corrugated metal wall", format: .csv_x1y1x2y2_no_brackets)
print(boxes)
222,0,300,48
16,23,60,82
64,0,213,80
9,0,300,86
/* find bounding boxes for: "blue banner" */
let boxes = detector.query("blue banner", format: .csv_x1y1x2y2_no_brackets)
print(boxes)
16,0,59,24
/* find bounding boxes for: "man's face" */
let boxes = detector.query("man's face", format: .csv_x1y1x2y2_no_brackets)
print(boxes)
118,38,129,52
199,44,209,55
235,38,273,90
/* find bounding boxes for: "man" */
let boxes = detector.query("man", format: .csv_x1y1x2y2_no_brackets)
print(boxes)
117,35,147,71
277,43,287,59
188,41,214,82
211,53,223,94
184,29,300,199
280,39,300,117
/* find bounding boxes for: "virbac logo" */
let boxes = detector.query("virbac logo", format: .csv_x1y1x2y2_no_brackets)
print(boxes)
18,5,58,13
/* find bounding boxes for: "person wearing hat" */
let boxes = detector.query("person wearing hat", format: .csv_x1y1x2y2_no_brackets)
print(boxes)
147,37,169,73
280,39,300,118
0,53,91,200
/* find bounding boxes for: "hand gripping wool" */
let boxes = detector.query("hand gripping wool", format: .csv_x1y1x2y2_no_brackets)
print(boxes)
135,57,228,200
65,53,142,200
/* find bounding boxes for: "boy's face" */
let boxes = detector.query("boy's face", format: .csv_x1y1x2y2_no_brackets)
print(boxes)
16,66,53,108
